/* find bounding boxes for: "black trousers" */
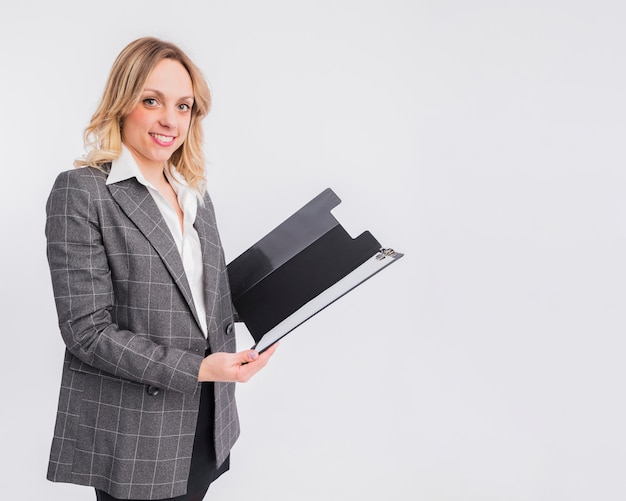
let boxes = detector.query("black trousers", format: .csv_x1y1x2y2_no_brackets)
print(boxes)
95,484,210,501
95,381,229,501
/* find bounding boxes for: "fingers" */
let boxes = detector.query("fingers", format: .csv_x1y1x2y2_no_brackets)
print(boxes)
198,344,279,383
242,342,279,365
257,342,279,359
236,344,278,382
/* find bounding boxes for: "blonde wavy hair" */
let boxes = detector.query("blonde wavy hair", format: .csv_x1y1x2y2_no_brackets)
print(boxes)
75,37,211,194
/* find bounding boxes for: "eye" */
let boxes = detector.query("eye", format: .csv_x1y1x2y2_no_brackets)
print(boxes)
178,103,192,112
143,98,158,107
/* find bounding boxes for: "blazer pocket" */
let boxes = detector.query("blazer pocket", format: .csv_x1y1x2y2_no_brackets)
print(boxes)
69,354,107,378
68,354,143,388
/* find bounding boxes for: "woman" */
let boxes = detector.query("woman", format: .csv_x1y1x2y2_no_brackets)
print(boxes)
45,37,277,500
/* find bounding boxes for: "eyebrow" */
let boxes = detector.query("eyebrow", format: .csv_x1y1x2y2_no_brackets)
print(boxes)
143,88,194,101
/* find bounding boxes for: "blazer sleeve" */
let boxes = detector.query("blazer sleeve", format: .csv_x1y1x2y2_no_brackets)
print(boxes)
45,169,204,395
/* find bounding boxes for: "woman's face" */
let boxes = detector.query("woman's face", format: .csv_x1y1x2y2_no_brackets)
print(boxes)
122,58,194,173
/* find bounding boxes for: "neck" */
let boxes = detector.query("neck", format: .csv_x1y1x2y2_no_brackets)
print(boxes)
141,163,169,188
134,158,169,188
123,144,169,187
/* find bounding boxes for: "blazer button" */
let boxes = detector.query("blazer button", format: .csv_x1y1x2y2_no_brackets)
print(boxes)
146,385,159,396
225,323,235,336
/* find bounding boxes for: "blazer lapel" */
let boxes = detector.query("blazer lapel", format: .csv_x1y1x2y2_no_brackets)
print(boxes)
194,199,222,340
107,178,202,328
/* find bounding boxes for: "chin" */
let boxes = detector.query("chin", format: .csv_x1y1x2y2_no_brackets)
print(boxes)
149,149,176,163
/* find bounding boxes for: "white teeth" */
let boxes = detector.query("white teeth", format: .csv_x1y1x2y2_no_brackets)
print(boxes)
151,133,175,143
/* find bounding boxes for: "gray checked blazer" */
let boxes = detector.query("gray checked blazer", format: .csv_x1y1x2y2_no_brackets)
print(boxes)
45,166,239,500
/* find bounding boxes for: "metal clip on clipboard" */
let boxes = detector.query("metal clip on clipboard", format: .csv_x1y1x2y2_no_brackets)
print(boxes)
226,188,404,353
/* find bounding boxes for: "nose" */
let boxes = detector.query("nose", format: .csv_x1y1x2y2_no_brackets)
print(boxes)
158,106,178,130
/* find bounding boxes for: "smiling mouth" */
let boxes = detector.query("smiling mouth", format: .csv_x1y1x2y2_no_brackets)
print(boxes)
150,133,176,145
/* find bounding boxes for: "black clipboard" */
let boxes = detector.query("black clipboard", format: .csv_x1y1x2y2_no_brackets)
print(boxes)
227,188,404,353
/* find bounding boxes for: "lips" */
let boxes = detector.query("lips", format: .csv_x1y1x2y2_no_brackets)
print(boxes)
149,133,176,146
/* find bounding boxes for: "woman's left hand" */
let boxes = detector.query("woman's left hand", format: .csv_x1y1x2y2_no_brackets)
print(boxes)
198,343,278,382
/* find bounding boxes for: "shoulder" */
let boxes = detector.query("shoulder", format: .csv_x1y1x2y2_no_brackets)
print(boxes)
198,191,217,219
51,165,110,189
47,166,111,216
201,190,214,208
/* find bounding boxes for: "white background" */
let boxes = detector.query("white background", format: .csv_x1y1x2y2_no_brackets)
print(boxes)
1,1,625,500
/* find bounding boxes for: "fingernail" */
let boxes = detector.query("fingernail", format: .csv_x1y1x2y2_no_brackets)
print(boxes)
249,351,258,361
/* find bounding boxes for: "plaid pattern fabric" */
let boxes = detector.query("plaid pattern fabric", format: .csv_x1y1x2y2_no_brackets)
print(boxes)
45,167,239,500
